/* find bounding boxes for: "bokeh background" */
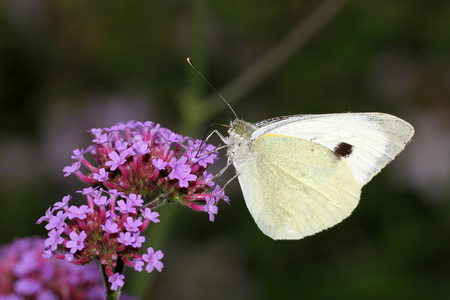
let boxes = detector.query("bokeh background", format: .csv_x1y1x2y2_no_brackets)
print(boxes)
1,0,449,299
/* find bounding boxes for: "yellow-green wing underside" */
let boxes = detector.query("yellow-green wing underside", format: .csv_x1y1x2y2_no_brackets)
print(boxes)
237,134,361,240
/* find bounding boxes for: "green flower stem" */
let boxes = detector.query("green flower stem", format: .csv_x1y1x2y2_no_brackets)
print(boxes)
101,260,123,300
106,289,121,300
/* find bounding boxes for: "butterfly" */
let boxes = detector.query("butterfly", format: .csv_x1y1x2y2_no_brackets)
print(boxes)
225,113,414,240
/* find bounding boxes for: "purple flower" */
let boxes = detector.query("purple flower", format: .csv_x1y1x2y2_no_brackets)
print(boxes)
142,121,154,128
142,247,164,273
88,128,103,136
202,171,215,187
71,148,85,160
212,184,230,204
106,188,122,198
116,199,136,214
66,231,87,253
93,168,109,182
105,151,128,171
200,144,218,165
77,187,99,196
141,207,160,223
186,141,218,167
92,133,109,144
63,161,81,177
131,132,143,142
42,248,53,259
118,232,135,246
94,195,110,207
36,208,53,225
108,273,125,291
152,158,167,170
127,193,143,207
132,141,150,155
45,228,64,251
168,156,197,188
125,120,137,128
52,195,72,211
64,252,74,262
132,234,145,248
114,140,129,153
101,219,119,234
45,211,67,230
124,217,143,233
108,123,127,132
132,258,144,272
204,196,218,222
67,205,91,220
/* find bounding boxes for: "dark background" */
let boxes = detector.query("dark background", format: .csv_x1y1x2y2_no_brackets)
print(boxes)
1,1,449,299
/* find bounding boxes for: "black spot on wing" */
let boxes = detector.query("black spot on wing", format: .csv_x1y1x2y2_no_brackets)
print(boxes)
334,142,353,158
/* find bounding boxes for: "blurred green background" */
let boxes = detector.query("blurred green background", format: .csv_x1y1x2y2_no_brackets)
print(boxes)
1,0,449,299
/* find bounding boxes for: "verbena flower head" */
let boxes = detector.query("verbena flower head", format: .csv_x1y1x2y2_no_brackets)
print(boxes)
39,120,228,293
0,237,137,299
62,120,228,211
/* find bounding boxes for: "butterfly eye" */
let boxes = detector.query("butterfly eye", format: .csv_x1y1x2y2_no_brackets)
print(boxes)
235,124,247,135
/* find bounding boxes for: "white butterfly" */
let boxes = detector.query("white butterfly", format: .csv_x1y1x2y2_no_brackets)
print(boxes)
224,113,414,240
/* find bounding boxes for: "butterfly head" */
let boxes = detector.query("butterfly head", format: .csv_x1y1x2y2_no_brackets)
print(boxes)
226,119,257,165
229,119,256,139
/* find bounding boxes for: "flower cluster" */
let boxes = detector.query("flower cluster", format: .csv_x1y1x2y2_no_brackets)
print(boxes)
63,120,228,218
38,120,228,293
37,188,163,291
0,237,137,299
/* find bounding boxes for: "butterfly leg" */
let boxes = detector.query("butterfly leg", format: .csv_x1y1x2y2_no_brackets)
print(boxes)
210,166,239,203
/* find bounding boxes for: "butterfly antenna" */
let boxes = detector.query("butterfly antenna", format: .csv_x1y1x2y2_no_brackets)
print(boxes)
187,58,239,120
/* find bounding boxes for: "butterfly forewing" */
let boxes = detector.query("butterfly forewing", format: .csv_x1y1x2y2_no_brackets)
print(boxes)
252,113,414,187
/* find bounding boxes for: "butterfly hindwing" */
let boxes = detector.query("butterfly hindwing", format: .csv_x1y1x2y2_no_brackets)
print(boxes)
236,134,361,240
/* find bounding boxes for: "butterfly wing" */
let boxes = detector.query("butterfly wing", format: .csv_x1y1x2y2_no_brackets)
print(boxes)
252,113,414,188
236,134,361,240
